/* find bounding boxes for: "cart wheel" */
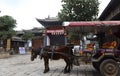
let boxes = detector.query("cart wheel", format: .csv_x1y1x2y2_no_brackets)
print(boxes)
92,62,100,71
100,59,119,76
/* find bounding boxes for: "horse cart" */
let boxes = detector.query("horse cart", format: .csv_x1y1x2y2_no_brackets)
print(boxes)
31,20,120,76
64,21,120,76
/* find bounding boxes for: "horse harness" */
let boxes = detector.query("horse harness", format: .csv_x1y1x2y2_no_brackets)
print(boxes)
40,46,73,60
39,46,55,60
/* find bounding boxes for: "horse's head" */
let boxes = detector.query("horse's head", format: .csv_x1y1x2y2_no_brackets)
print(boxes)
31,48,40,61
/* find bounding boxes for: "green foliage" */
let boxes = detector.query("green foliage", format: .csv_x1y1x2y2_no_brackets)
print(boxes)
0,30,16,40
0,15,16,40
58,0,99,21
58,0,99,41
22,31,34,41
68,32,80,40
0,15,16,31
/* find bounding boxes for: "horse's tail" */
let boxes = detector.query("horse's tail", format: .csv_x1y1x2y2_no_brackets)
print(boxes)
39,48,44,60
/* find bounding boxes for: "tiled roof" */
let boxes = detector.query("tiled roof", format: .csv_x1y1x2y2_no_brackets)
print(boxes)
99,0,120,20
36,18,63,28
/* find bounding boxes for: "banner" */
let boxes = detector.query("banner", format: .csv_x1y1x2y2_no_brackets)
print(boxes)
46,29,64,35
19,47,25,54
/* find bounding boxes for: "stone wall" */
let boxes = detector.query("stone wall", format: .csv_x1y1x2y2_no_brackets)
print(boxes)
0,52,10,59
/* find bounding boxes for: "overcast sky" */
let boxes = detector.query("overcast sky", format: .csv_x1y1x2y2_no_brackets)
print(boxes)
0,0,110,30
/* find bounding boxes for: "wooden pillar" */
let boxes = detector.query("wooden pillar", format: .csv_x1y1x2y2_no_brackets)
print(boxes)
6,38,11,51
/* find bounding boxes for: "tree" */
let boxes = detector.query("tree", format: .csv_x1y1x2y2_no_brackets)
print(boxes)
0,15,16,31
58,0,99,41
0,15,16,49
0,15,16,39
58,0,99,21
22,31,34,41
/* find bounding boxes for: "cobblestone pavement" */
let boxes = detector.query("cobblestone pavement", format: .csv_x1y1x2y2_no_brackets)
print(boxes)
0,54,103,76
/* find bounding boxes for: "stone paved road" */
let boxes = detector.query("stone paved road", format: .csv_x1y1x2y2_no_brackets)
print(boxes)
0,54,102,76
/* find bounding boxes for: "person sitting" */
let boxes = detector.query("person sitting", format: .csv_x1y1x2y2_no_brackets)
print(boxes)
86,43,95,51
102,41,117,49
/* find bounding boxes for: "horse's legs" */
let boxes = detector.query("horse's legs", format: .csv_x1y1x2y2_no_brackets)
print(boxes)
63,58,71,73
63,58,68,73
67,58,72,73
70,57,74,69
43,56,50,73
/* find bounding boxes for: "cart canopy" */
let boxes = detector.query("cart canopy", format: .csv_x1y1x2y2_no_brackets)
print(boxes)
63,21,120,38
63,21,120,27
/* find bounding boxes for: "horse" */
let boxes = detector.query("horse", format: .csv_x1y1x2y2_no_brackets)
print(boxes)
31,45,74,73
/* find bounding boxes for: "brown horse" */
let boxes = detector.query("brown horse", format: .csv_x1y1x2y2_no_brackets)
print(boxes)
31,45,74,73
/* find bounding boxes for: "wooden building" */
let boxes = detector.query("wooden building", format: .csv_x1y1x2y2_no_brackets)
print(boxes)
36,18,67,46
16,28,44,50
10,37,26,54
